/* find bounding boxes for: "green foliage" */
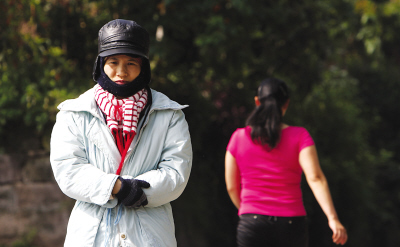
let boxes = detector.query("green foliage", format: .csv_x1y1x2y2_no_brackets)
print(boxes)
0,0,88,140
10,229,37,247
295,67,388,245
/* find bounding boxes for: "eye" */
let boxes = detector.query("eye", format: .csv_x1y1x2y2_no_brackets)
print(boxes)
128,61,140,66
105,60,117,66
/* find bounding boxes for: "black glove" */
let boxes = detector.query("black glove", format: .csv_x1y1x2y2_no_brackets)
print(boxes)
115,177,150,208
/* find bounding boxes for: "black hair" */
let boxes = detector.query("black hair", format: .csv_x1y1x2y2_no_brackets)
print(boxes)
246,78,290,149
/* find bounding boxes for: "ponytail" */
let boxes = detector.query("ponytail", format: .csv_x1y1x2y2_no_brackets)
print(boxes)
246,78,289,149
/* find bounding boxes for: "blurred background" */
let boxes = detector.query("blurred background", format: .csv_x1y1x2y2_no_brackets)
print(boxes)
1,0,400,246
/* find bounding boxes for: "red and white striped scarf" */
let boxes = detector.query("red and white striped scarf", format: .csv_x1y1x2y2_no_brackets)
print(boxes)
94,84,148,175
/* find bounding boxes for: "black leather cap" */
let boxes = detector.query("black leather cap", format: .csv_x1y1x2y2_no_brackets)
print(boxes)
93,19,151,82
98,19,149,58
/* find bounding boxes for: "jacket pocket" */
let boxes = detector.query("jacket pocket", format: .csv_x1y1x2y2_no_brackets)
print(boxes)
64,201,105,247
136,204,176,247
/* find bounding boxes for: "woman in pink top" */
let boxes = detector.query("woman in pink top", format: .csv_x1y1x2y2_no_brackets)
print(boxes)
225,78,347,247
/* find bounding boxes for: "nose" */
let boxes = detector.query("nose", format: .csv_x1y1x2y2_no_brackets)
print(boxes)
116,65,128,78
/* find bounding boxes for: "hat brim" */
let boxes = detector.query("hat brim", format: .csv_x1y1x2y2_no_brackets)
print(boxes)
99,48,148,59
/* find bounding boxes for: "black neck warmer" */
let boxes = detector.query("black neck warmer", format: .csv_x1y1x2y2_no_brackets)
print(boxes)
97,57,147,98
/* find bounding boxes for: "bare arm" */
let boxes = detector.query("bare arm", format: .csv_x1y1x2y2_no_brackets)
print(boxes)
225,151,241,209
300,145,348,245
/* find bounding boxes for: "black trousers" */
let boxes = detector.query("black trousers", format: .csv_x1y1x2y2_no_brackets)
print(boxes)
237,214,308,247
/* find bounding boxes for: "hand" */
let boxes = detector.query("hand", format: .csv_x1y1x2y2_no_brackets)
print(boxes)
328,218,348,245
115,177,150,208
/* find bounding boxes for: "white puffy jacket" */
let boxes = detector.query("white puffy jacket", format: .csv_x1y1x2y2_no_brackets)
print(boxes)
50,87,192,247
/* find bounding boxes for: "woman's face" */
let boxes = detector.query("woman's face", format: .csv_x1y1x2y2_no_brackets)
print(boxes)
104,54,141,84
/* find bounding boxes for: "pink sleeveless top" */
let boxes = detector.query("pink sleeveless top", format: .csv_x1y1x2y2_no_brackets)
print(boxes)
227,126,314,216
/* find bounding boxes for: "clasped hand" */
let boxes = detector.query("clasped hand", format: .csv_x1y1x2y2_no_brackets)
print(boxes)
115,177,150,208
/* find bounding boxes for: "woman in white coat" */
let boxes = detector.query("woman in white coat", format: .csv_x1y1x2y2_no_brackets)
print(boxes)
50,19,192,247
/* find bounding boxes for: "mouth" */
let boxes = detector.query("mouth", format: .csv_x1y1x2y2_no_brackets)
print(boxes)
114,80,127,85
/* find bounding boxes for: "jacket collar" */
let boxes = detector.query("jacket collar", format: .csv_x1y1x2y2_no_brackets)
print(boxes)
57,86,188,120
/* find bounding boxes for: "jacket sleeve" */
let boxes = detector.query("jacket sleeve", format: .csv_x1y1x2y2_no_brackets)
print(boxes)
135,109,192,208
50,111,119,206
